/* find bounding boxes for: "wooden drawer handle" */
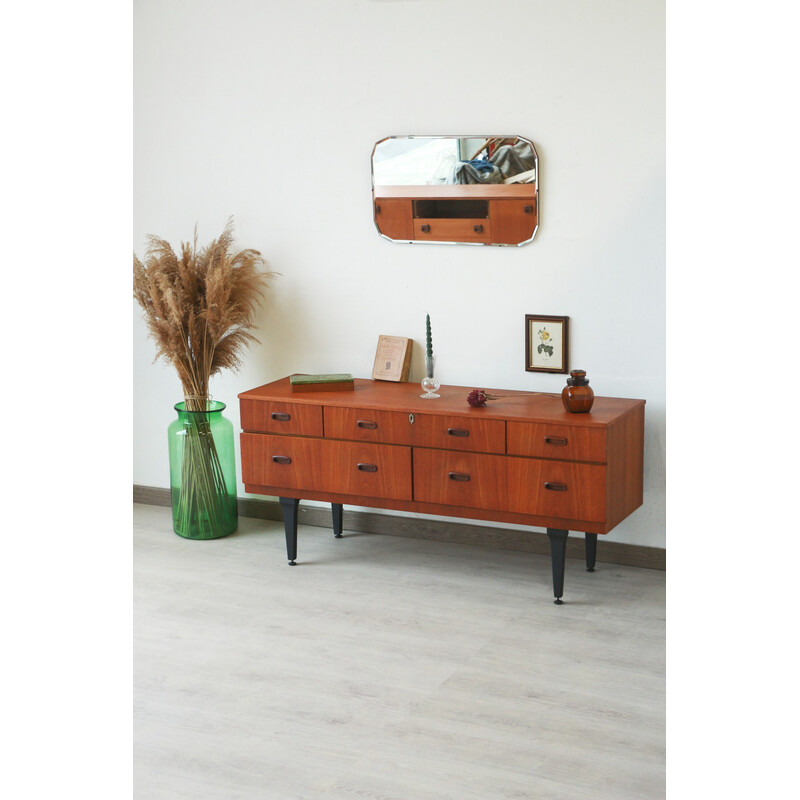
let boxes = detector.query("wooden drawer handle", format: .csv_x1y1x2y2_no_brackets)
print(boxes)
473,224,483,233
544,481,568,492
448,472,471,482
272,455,292,465
357,420,378,430
544,435,568,446
447,428,470,438
357,463,378,473
375,203,381,214
271,412,291,421
421,224,431,233
524,204,533,214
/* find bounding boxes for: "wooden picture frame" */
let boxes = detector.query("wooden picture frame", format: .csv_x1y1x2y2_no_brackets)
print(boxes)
525,315,569,373
372,335,412,382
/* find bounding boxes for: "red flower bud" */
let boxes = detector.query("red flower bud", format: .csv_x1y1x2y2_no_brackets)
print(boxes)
467,389,488,407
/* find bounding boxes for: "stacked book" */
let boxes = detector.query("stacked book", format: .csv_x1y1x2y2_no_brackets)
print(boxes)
289,373,355,393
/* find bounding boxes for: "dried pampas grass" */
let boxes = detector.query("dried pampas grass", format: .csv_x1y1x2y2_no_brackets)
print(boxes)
133,218,276,408
134,219,276,539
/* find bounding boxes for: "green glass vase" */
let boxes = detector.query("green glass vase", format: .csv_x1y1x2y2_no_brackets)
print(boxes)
167,400,238,540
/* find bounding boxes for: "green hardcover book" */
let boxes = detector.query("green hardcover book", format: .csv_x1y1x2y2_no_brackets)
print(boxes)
290,373,355,392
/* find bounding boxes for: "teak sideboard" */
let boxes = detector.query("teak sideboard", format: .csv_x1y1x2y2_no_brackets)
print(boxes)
373,185,538,245
238,377,645,603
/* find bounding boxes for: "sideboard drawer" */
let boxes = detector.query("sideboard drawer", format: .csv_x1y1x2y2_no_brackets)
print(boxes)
241,433,412,500
506,458,606,523
507,421,606,463
324,407,505,453
413,448,606,523
411,414,506,453
240,399,324,437
414,219,491,243
413,449,508,511
324,407,415,445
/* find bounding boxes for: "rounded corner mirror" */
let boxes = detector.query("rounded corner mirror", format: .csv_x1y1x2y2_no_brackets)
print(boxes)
371,135,538,246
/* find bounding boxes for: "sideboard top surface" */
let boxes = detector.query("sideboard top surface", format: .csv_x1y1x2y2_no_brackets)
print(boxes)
374,185,535,199
239,377,644,428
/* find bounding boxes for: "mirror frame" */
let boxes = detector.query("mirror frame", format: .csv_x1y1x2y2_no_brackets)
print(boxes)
371,135,539,247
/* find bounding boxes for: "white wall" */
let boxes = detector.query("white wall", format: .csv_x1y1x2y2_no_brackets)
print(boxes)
133,0,665,548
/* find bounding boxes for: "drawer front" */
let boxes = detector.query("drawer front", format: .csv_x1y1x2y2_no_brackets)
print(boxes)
375,198,413,241
324,407,415,445
240,398,323,437
507,421,606,463
413,449,508,511
488,199,537,245
413,449,606,523
241,433,412,500
412,414,505,453
324,408,505,453
506,458,606,523
414,218,491,242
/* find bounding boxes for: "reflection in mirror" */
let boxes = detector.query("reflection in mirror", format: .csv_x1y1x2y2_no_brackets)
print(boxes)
372,136,537,187
372,136,539,246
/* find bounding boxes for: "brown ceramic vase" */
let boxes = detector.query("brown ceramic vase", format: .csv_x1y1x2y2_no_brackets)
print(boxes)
562,369,595,413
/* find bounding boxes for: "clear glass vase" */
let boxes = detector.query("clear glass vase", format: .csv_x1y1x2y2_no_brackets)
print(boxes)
420,355,441,398
167,400,238,539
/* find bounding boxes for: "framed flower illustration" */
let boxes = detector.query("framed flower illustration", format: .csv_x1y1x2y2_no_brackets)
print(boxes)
525,314,569,373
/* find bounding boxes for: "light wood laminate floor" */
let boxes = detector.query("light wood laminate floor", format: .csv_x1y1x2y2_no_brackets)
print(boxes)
134,503,665,799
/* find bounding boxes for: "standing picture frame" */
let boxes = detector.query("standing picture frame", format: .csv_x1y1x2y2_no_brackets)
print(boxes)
525,314,569,373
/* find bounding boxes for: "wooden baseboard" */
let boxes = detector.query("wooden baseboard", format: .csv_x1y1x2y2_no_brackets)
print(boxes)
133,485,665,571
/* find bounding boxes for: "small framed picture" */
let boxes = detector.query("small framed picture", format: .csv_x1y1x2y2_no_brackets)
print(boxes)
525,315,569,373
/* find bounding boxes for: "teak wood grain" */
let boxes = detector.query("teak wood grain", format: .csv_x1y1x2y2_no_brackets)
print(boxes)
239,378,644,533
374,198,413,241
239,378,639,426
374,185,538,199
240,483,616,536
239,377,645,599
413,449,606,524
373,186,538,245
241,433,413,502
489,199,537,244
240,398,323,437
324,406,506,453
606,403,645,531
413,218,492,243
507,421,607,463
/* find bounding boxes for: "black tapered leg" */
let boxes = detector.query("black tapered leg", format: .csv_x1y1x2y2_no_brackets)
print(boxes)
585,533,598,572
332,503,343,538
279,497,300,565
547,528,569,604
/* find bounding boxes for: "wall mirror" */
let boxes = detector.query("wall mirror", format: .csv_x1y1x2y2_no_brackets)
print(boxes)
371,135,539,246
